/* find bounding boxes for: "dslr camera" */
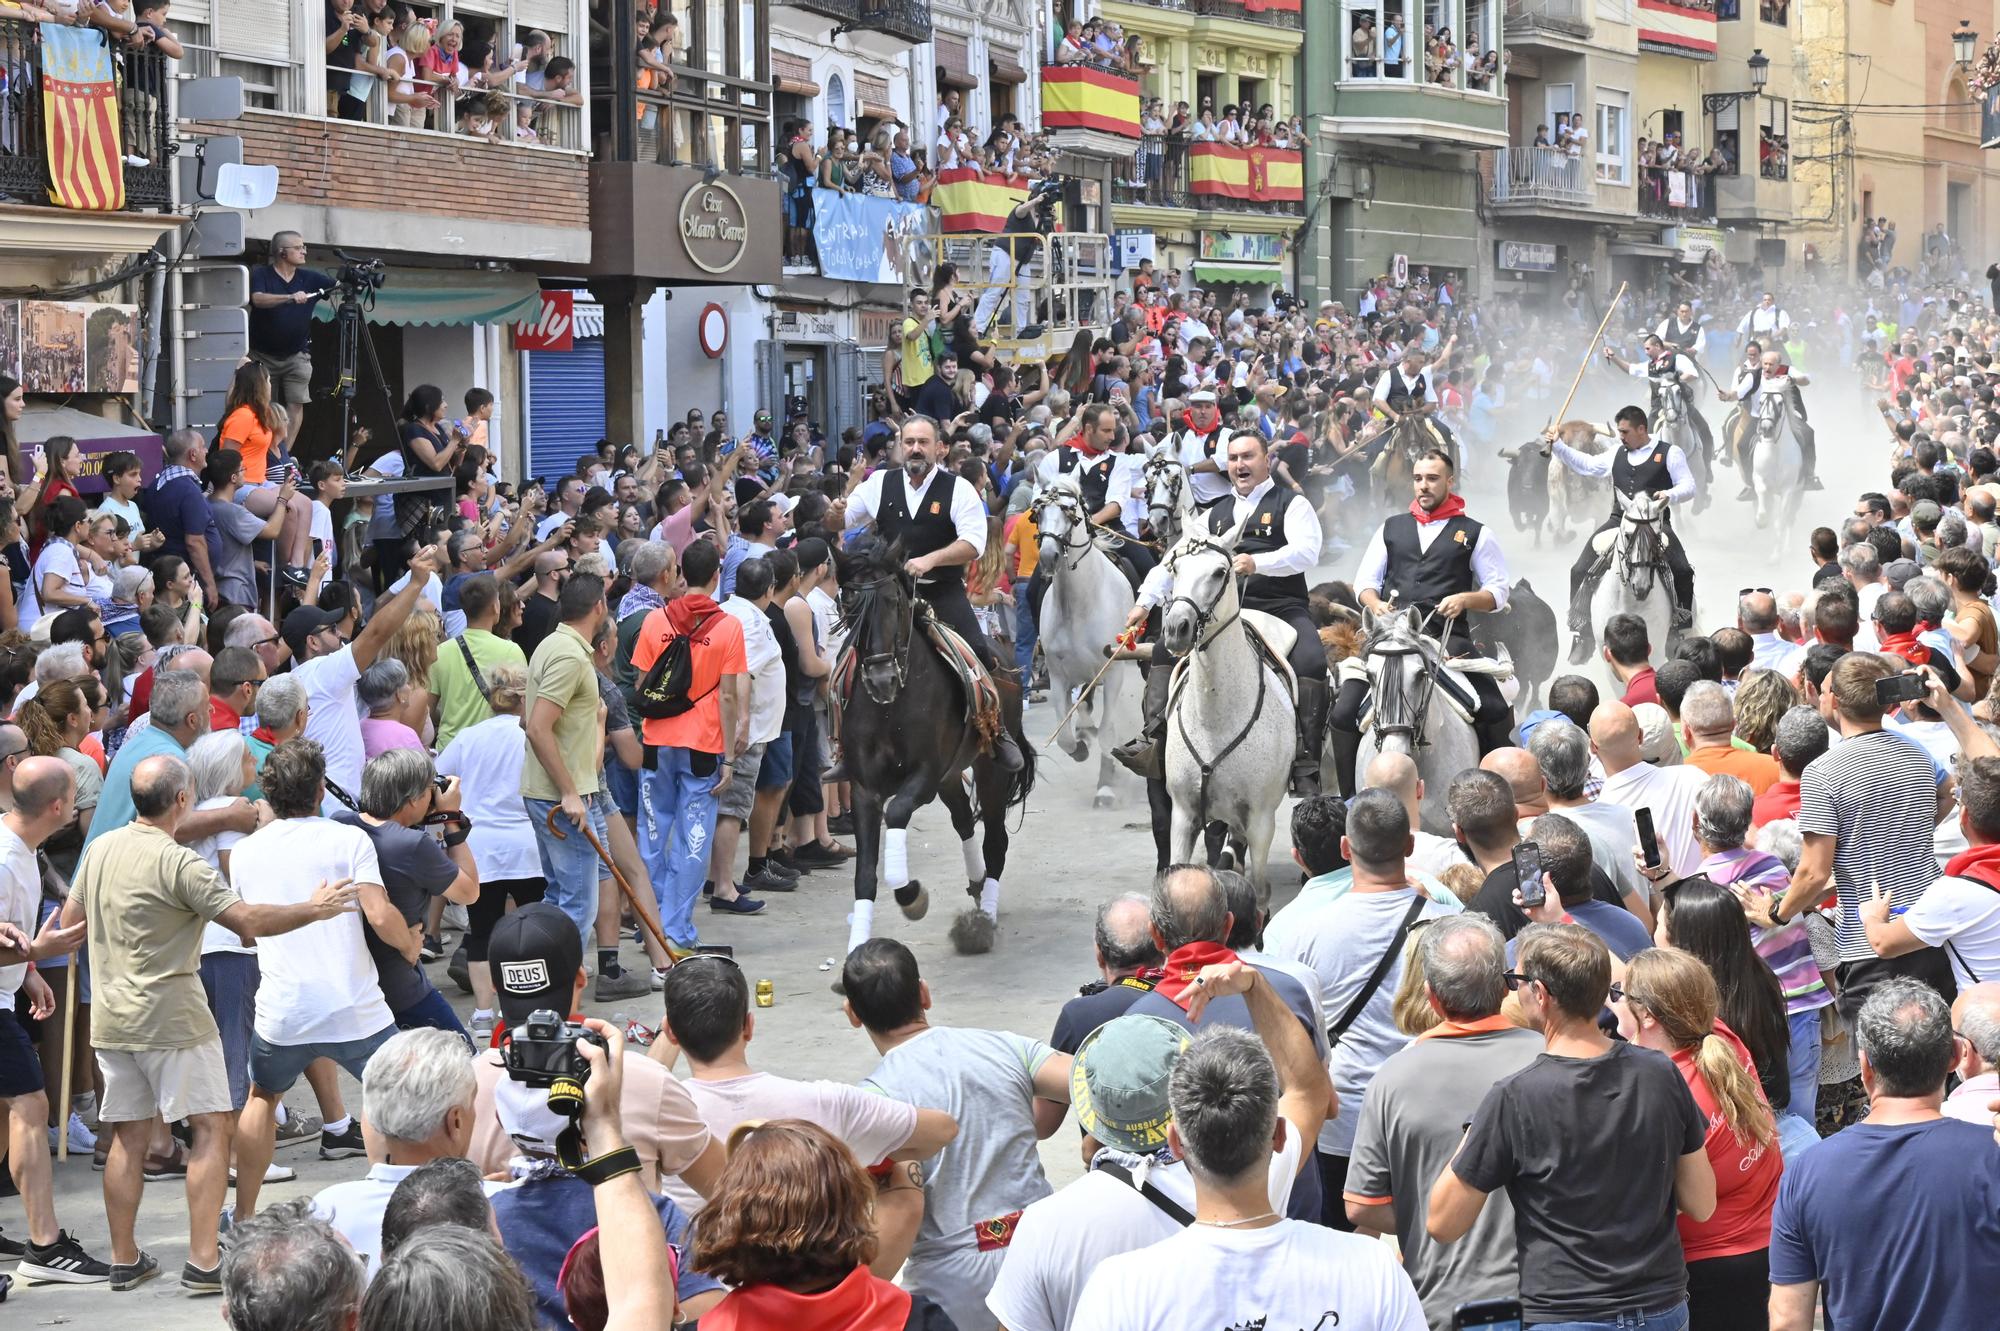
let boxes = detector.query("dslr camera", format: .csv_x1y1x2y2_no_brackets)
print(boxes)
337,255,387,295
504,1009,607,1093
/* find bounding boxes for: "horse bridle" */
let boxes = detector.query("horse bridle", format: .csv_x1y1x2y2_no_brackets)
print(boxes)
1029,486,1099,573
1161,533,1241,649
1143,453,1187,525
1365,606,1448,749
839,573,915,705
1617,506,1668,594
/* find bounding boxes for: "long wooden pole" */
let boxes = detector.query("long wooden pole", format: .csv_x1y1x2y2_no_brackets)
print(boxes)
56,957,77,1162
1551,281,1629,427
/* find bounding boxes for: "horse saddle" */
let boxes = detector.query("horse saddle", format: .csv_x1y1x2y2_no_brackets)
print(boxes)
1169,607,1298,705
1589,526,1621,558
921,615,1003,719
1339,640,1514,730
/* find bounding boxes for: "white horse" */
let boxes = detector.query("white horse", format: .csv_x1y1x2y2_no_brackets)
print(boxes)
1158,521,1293,901
1142,444,1196,548
1589,490,1683,686
1648,375,1711,515
1031,473,1137,808
1749,388,1806,544
1350,608,1483,836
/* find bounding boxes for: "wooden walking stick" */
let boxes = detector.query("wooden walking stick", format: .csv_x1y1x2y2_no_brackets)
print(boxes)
56,953,77,1162
543,808,677,962
1042,625,1142,747
1550,281,1630,430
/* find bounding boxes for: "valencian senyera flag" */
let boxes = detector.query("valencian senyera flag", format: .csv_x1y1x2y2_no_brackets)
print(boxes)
1040,64,1141,137
40,24,126,211
1188,143,1304,203
934,168,1031,233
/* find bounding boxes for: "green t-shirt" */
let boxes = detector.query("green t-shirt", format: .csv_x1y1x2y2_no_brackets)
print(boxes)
433,628,529,751
521,623,602,800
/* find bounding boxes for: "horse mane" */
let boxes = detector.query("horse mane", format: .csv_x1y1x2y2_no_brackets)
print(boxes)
1321,621,1364,666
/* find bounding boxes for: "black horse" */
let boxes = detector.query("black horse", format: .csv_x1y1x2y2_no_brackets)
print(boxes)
834,538,1036,955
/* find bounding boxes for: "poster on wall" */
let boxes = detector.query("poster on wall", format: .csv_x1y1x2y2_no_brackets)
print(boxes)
809,189,938,286
23,301,87,393
0,301,19,381
87,305,138,393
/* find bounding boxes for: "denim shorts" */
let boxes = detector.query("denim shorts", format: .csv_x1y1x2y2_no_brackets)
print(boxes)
248,1023,397,1095
604,753,640,817
757,731,794,791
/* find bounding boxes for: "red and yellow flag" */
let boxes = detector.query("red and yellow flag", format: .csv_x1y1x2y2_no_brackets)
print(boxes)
1244,0,1302,11
1188,143,1303,203
1039,64,1141,138
934,168,1030,233
40,25,126,212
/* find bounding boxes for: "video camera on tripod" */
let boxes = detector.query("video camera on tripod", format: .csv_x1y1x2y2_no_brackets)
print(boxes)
334,255,387,300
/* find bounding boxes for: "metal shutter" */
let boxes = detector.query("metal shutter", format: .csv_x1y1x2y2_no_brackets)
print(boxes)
217,0,292,63
832,342,864,440
526,338,606,485
754,339,785,426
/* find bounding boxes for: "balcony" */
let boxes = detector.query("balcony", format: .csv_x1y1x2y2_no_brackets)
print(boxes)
1484,146,1596,209
1191,0,1303,31
781,0,860,24
840,0,931,50
1637,163,1718,225
1112,135,1306,216
1040,64,1143,157
0,19,171,215
1323,77,1507,150
1503,0,1592,45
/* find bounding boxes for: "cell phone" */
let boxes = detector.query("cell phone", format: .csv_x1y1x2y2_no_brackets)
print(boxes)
1454,1299,1524,1331
1512,843,1545,907
1634,806,1662,870
1875,672,1926,707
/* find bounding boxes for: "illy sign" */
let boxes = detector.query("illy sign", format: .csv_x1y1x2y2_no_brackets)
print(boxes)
679,180,751,275
515,291,575,352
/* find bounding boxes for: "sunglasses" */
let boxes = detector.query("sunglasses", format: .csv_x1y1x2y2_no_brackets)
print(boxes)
1738,586,1773,596
1609,982,1636,1005
1501,970,1538,992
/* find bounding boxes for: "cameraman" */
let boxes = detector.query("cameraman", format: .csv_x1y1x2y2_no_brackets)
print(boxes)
972,184,1055,338
248,231,335,444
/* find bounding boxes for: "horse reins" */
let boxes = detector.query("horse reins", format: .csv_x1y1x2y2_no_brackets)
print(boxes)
1161,533,1272,827
838,573,915,705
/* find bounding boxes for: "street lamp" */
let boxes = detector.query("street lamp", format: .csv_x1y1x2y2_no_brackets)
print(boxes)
1703,50,1771,115
1955,19,1979,68
1748,48,1769,91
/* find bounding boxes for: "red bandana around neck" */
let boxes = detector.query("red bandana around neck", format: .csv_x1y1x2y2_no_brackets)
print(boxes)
1154,941,1241,1010
1411,493,1466,526
1945,843,2000,894
1876,630,1931,668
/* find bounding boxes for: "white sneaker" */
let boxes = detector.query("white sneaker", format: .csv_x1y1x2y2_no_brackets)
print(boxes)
228,1162,296,1184
67,1113,97,1154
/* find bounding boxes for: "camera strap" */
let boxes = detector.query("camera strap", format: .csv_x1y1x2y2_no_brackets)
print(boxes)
560,1131,641,1187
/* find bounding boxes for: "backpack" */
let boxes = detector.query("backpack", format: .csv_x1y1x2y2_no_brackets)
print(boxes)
634,611,720,720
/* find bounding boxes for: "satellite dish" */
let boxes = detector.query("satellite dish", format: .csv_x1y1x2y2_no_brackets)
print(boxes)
214,162,278,211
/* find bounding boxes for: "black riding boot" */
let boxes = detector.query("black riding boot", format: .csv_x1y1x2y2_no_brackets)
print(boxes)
992,725,1026,773
1290,678,1329,798
1329,726,1362,799
1802,432,1823,490
1474,718,1516,756
1567,581,1600,665
1113,654,1174,781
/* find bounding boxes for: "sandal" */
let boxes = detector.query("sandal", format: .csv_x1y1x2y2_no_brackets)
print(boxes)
143,1142,190,1181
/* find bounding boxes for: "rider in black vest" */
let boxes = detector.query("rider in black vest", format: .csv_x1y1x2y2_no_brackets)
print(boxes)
1719,346,1822,500
844,415,1024,771
1546,404,1699,665
1608,333,1714,474
1047,403,1156,582
1114,431,1330,796
1372,344,1457,455
1329,448,1517,795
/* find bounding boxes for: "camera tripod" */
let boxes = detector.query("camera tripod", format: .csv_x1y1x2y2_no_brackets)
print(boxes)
331,282,400,470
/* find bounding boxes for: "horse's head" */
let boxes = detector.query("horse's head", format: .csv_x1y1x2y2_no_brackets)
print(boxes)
1359,605,1437,747
1029,474,1089,567
1160,520,1241,655
1613,489,1669,572
836,536,917,703
1142,450,1190,539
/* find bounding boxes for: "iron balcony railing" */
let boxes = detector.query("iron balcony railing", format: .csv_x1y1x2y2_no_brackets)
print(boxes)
1485,145,1594,208
0,18,172,211
851,0,931,44
1191,0,1303,31
782,0,860,23
1503,0,1592,37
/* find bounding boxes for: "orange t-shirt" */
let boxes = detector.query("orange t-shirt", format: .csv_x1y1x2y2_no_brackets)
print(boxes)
1685,744,1782,797
219,406,278,483
631,602,747,754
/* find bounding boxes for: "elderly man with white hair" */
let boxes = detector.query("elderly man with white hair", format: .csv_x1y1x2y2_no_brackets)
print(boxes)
223,611,286,674
1526,720,1654,928
309,1027,489,1275
1681,679,1782,794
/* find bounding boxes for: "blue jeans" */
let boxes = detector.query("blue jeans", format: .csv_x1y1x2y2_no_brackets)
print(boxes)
524,792,611,951
1531,1303,1688,1331
199,951,259,1110
1786,1007,1823,1119
394,986,471,1046
1014,593,1037,677
640,747,720,948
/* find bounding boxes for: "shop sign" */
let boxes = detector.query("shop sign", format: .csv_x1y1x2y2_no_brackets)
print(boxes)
679,180,751,275
1679,226,1725,264
1198,231,1284,263
514,291,575,351
1496,241,1558,273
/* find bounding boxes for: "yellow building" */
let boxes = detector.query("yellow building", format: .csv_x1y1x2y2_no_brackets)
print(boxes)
1102,0,1306,288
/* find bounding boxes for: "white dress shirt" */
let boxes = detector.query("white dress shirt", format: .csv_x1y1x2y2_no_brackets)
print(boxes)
1137,477,1320,608
1034,448,1145,533
1369,367,1430,405
1355,510,1512,611
1176,425,1232,504
1737,303,1792,336
1550,437,1697,505
843,464,987,567
1628,352,1697,384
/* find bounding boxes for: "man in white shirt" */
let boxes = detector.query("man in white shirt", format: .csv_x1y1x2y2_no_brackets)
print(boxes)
711,557,784,914
1719,346,1821,497
1590,701,1709,876
1737,290,1792,339
1740,589,1805,678
1942,983,2000,1126
1170,390,1233,508
1067,1015,1426,1331
1606,332,1712,468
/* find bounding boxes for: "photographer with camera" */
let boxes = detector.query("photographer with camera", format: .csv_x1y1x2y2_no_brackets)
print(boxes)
972,181,1058,340
248,232,336,445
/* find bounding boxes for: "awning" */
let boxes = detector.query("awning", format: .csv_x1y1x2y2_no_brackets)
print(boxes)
990,58,1027,85
1608,240,1679,259
776,77,822,97
313,269,543,327
858,101,899,123
18,406,156,443
1192,260,1285,284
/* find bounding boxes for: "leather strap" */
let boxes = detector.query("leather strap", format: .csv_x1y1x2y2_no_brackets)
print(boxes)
1095,1161,1195,1227
1326,893,1427,1050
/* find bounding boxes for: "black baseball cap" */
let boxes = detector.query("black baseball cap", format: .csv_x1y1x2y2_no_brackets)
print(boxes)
487,901,583,1026
280,604,343,659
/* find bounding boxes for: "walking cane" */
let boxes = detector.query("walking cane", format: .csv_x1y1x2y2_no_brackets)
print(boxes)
1042,625,1142,747
56,951,77,1162
543,809,677,964
1548,281,1630,431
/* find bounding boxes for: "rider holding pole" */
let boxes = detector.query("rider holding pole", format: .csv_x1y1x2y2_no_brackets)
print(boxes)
1547,405,1700,665
1718,346,1822,498
1605,333,1712,470
1329,448,1517,794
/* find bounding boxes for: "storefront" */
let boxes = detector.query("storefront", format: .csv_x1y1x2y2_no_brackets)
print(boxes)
520,293,609,484
760,303,873,441
1194,231,1290,300
1492,238,1564,311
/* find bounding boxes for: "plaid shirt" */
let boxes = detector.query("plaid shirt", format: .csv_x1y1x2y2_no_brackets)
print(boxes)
154,464,199,490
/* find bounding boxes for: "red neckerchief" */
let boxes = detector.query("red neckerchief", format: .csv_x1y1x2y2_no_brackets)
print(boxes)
1411,493,1467,526
1183,409,1221,438
1154,941,1241,1010
1877,630,1931,667
1072,436,1104,459
1945,843,2000,894
666,592,722,635
250,726,279,746
702,1266,911,1331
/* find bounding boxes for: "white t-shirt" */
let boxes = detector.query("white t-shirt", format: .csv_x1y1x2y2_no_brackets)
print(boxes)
310,498,335,556
434,714,542,883
663,1070,918,1214
988,1130,1302,1331
1068,1214,1427,1331
231,816,391,1045
21,537,84,625
296,645,367,797
0,825,37,995
192,795,253,957
721,594,785,744
1903,874,2000,988
1597,761,1708,877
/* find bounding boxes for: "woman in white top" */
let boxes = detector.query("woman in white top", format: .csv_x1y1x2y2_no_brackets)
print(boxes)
433,662,542,1042
386,20,440,128
20,495,98,625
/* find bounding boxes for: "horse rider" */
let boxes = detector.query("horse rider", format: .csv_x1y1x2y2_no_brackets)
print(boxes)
1330,447,1517,794
843,413,1026,771
1112,431,1329,796
1036,401,1155,582
1606,332,1714,467
1371,343,1457,457
1169,389,1233,510
1545,404,1699,664
1718,346,1822,499
1655,299,1705,356
1736,291,1791,341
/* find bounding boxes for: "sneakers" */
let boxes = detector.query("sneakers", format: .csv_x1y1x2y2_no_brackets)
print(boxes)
20,1231,113,1284
419,934,444,964
826,812,855,837
650,968,669,991
181,1259,222,1296
593,967,653,1001
470,1012,496,1044
0,1226,25,1259
273,1111,325,1147
67,1112,97,1154
741,864,797,894
278,564,310,590
108,1251,159,1292
447,943,472,995
228,1162,296,1184
766,849,809,878
320,1120,366,1160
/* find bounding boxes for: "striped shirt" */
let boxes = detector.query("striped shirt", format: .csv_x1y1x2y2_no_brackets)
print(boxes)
1797,730,1945,963
1698,848,1833,1014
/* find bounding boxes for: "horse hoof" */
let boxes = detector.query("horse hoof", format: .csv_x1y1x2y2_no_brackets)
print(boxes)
1066,741,1089,764
1093,789,1115,809
949,908,996,955
896,882,929,921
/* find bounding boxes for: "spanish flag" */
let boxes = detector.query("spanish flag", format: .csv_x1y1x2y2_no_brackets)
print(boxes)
1244,0,1302,11
1188,143,1304,203
933,168,1030,233
1249,146,1304,202
40,25,126,212
1040,64,1141,138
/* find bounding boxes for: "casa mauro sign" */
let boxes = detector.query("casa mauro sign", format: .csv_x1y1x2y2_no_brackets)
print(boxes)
680,180,751,275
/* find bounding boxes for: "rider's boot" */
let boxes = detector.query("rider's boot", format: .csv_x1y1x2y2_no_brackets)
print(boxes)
1474,717,1517,757
1329,726,1361,799
1801,433,1824,490
1566,579,1600,666
1289,678,1329,799
991,723,1026,773
1112,657,1173,781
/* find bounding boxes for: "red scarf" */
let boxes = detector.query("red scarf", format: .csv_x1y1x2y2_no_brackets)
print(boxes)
1945,843,2000,894
666,591,722,636
1876,630,1931,667
1154,941,1241,1010
1411,493,1467,526
702,1267,912,1331
250,726,279,747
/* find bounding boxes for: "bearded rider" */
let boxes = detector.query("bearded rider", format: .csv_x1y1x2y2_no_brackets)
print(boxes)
843,413,1025,771
1606,333,1713,468
1113,432,1329,796
1719,346,1822,498
1330,449,1516,794
1545,405,1699,664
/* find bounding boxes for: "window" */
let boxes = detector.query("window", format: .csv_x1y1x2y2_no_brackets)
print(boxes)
1708,99,1741,175
1595,87,1629,184
1718,0,1739,18
1759,0,1787,22
827,73,847,129
1759,96,1788,179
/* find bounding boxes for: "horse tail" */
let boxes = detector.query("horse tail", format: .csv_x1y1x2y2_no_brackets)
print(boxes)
1004,738,1038,813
